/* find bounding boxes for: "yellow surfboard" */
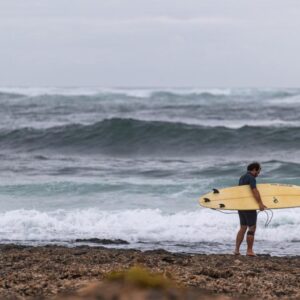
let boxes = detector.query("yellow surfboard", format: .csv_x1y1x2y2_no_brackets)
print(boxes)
199,183,300,210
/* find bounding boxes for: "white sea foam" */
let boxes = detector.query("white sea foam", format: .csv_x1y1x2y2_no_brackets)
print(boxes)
0,87,147,97
1,113,299,131
0,87,103,97
266,93,300,105
0,87,234,98
114,116,300,129
0,208,299,244
0,87,157,97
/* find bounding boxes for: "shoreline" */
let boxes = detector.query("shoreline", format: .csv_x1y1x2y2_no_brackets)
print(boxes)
0,244,299,299
1,237,298,257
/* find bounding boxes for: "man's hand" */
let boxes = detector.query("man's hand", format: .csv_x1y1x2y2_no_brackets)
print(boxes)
259,203,267,211
252,188,267,211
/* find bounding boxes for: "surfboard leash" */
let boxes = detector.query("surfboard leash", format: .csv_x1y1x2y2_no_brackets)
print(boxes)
210,208,274,227
259,209,274,227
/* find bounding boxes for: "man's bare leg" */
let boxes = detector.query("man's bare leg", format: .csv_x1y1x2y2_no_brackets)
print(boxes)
235,225,247,255
246,225,256,256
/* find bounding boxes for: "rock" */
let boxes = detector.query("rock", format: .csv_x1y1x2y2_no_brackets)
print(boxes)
0,245,298,299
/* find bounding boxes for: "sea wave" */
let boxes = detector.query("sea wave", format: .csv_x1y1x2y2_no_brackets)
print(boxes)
0,118,300,155
0,208,299,244
0,87,300,100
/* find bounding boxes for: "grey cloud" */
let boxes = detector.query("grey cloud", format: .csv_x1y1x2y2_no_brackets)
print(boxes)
1,0,300,87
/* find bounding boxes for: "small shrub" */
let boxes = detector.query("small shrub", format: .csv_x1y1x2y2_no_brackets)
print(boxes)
106,266,173,289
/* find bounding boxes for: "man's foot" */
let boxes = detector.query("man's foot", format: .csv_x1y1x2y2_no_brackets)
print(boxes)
246,251,256,257
234,251,240,255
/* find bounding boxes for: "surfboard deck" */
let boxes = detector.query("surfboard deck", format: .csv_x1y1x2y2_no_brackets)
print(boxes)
199,183,300,210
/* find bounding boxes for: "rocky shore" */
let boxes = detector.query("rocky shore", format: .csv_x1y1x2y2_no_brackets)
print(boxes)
0,244,299,299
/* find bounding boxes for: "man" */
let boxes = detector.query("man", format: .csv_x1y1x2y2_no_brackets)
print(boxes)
234,162,267,256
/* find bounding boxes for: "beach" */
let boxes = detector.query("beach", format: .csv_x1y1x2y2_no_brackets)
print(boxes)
0,88,299,299
2,0,300,298
0,244,299,299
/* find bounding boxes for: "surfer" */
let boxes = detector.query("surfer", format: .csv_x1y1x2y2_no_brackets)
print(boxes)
235,162,267,256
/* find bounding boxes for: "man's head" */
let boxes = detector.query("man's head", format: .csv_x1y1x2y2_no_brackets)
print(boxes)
247,162,261,177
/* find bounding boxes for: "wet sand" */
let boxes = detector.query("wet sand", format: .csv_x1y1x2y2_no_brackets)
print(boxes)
0,244,299,299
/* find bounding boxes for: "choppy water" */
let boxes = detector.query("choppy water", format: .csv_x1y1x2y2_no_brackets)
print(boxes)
0,87,299,255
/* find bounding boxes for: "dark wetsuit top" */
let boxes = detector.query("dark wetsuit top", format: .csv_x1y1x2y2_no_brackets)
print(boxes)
239,172,257,189
238,172,257,226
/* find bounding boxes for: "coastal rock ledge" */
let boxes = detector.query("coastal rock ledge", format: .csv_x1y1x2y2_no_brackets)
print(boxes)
0,245,299,299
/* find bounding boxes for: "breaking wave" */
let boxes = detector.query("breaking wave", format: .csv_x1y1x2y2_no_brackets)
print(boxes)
0,208,299,245
0,118,299,156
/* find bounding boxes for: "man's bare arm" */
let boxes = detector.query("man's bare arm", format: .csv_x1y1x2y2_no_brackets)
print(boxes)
252,188,267,211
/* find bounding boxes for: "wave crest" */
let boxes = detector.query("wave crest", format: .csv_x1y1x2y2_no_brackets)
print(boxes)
0,118,300,155
0,208,299,243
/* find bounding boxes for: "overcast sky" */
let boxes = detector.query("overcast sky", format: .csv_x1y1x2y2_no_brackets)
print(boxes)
1,0,300,87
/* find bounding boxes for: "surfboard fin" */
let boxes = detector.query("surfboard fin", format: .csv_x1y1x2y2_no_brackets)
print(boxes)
213,188,220,194
204,198,210,203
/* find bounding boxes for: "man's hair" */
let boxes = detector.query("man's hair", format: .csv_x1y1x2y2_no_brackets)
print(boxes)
247,162,261,171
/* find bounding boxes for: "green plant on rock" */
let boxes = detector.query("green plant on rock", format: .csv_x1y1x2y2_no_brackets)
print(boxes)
106,266,174,289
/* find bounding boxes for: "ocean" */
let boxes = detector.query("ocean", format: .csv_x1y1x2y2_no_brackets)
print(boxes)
0,87,299,256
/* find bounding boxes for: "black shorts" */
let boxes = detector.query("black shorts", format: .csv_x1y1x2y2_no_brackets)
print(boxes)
238,210,257,227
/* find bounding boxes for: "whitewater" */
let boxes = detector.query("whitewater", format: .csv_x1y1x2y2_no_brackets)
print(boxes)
0,87,299,255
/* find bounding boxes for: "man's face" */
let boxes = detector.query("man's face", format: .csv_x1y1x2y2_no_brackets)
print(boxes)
253,168,261,177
